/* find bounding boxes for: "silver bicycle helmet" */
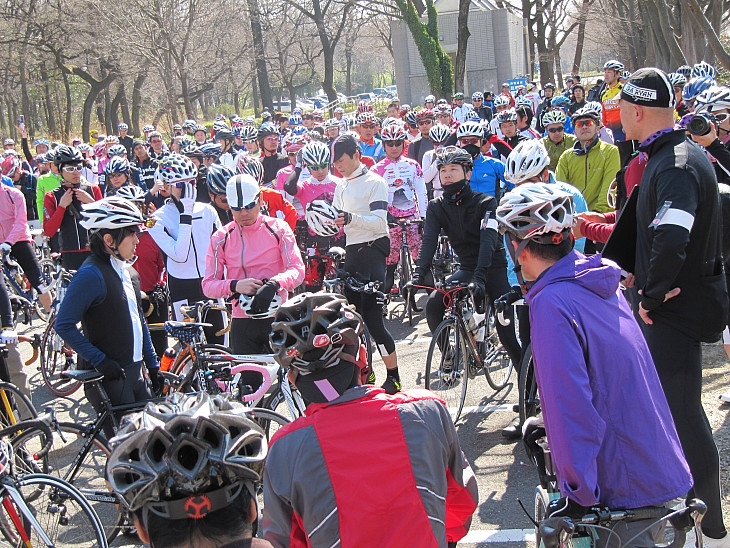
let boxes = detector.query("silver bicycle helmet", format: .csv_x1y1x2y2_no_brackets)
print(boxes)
496,182,575,241
496,109,518,124
115,185,147,203
80,196,144,232
429,124,452,144
456,121,484,140
305,200,340,237
207,163,236,196
301,141,330,167
236,154,264,185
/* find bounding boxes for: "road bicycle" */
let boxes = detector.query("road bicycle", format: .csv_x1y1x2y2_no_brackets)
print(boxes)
1,249,55,324
0,417,107,547
386,219,423,326
423,283,513,422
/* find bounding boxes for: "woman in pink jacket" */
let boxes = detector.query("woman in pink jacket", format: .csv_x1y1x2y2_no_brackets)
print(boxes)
203,174,304,354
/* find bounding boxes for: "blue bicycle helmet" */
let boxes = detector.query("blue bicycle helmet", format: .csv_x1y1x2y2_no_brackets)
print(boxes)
683,76,717,102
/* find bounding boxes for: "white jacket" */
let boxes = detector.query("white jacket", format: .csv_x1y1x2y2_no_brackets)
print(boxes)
332,165,389,246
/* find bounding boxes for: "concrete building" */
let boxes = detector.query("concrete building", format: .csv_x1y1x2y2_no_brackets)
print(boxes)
391,0,527,105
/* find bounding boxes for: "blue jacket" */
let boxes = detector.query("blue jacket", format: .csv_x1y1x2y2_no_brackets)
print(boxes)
55,257,157,371
470,155,507,199
525,250,692,508
360,138,385,161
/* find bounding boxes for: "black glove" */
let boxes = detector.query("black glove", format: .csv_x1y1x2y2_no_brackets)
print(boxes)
544,497,590,521
495,285,523,314
96,358,125,382
250,280,280,314
148,367,162,394
469,281,487,314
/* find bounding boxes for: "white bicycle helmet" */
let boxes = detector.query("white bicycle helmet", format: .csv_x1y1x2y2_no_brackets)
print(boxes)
667,72,687,88
239,126,258,141
429,124,452,144
493,95,510,108
325,118,340,129
583,101,603,116
80,196,144,232
236,155,264,185
301,141,330,167
115,185,147,203
603,59,624,71
425,94,436,103
472,91,484,101
496,109,518,124
691,61,716,80
496,182,575,241
356,112,377,125
334,107,345,114
107,144,128,158
154,153,197,184
380,124,407,141
104,156,130,175
106,392,266,515
694,86,730,115
237,292,284,320
456,120,483,140
541,110,567,126
504,140,550,185
305,200,340,237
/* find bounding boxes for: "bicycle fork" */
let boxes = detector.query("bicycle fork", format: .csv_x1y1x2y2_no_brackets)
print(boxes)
2,483,55,547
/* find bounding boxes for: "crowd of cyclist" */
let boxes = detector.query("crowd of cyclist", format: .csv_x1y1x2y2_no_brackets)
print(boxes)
0,57,729,547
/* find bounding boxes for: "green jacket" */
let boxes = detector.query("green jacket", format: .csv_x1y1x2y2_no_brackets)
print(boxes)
37,172,61,221
555,138,620,213
542,134,577,173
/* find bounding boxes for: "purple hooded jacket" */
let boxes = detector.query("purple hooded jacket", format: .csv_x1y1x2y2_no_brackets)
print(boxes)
525,249,692,508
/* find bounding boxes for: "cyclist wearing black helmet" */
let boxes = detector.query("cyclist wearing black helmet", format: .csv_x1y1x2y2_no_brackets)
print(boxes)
264,292,477,548
258,124,288,186
214,125,237,171
107,392,273,548
412,146,521,374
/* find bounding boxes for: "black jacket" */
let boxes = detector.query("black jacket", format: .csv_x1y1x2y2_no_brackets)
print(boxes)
632,130,727,342
415,185,506,284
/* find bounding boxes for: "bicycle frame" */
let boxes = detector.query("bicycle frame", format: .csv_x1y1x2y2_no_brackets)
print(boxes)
1,478,55,547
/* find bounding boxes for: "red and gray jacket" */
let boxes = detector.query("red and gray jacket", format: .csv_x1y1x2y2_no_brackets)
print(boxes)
262,386,478,548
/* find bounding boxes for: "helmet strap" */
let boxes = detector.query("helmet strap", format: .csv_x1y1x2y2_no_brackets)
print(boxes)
505,232,531,294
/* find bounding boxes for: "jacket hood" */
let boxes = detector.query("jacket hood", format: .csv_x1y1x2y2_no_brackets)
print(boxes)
525,249,621,304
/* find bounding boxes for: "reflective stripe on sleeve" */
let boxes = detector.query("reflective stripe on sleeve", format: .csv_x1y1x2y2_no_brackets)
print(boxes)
657,208,694,232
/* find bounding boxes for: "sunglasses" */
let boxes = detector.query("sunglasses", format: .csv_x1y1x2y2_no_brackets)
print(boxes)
109,172,127,178
230,196,260,211
417,120,433,125
383,140,404,147
459,137,480,145
165,180,193,189
243,139,257,144
574,119,596,128
359,124,378,129
308,163,330,170
62,165,83,173
547,127,565,133
714,112,730,123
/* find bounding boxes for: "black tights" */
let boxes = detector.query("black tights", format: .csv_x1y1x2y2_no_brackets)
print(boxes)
641,320,726,538
344,240,395,356
425,268,522,368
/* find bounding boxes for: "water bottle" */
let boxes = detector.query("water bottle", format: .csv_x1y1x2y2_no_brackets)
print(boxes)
160,347,177,372
464,310,476,332
472,312,486,342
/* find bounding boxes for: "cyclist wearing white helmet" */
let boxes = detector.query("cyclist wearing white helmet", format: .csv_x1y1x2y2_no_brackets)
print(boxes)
55,196,160,436
263,293,478,548
692,86,730,184
148,154,223,327
451,92,472,123
601,59,626,142
471,91,492,122
457,121,508,199
333,106,349,133
117,122,134,157
667,72,690,118
107,392,273,548
421,123,453,198
372,124,427,295
540,110,576,171
581,101,614,145
496,182,692,546
203,174,304,355
355,112,385,161
489,95,512,138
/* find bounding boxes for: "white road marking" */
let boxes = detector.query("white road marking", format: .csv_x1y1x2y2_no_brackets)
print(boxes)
458,403,515,415
461,528,536,543
394,337,432,345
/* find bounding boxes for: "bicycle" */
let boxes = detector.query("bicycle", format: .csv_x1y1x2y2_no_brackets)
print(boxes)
39,267,79,397
1,249,55,324
49,367,288,544
386,218,423,326
431,232,459,288
423,283,513,422
0,417,107,547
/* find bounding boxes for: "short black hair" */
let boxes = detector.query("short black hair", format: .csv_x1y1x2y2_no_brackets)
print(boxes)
332,133,359,162
524,236,573,261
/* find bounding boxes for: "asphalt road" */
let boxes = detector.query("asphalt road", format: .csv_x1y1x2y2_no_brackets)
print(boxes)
16,290,729,547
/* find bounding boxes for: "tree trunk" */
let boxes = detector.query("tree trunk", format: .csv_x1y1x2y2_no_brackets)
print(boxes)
247,0,273,111
454,0,471,92
118,83,131,128
554,51,564,88
252,74,261,117
345,45,353,96
534,0,553,86
18,43,31,139
179,69,194,120
103,85,112,134
683,0,730,71
39,62,57,137
110,86,124,131
61,70,72,142
131,71,146,137
320,40,337,103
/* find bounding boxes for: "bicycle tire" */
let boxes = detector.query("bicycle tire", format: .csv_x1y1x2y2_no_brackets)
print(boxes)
403,251,414,327
481,309,513,391
39,317,80,398
262,383,306,438
534,486,551,548
518,344,540,425
48,422,122,544
425,318,468,422
169,344,230,393
9,473,107,547
361,323,373,372
245,407,291,442
0,383,46,478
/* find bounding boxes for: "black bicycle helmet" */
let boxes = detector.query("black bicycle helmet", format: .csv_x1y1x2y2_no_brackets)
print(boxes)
435,146,474,170
207,163,236,196
54,144,83,167
270,292,363,372
257,124,279,140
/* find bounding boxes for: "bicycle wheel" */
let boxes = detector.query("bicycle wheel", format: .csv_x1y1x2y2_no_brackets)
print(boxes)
481,309,513,391
425,318,468,422
534,486,551,548
48,423,122,544
361,324,373,372
33,260,57,322
245,408,291,442
518,344,540,425
170,344,231,392
39,317,80,398
5,473,107,547
262,382,306,438
0,383,46,478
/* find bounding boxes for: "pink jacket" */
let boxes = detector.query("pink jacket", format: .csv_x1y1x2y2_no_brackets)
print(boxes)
0,184,31,245
202,216,304,318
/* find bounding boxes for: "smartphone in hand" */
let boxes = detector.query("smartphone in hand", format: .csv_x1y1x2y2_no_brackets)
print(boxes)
18,115,24,130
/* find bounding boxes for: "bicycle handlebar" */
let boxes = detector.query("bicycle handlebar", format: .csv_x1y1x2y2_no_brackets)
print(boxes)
539,499,707,548
211,363,273,403
0,417,54,461
388,218,423,228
